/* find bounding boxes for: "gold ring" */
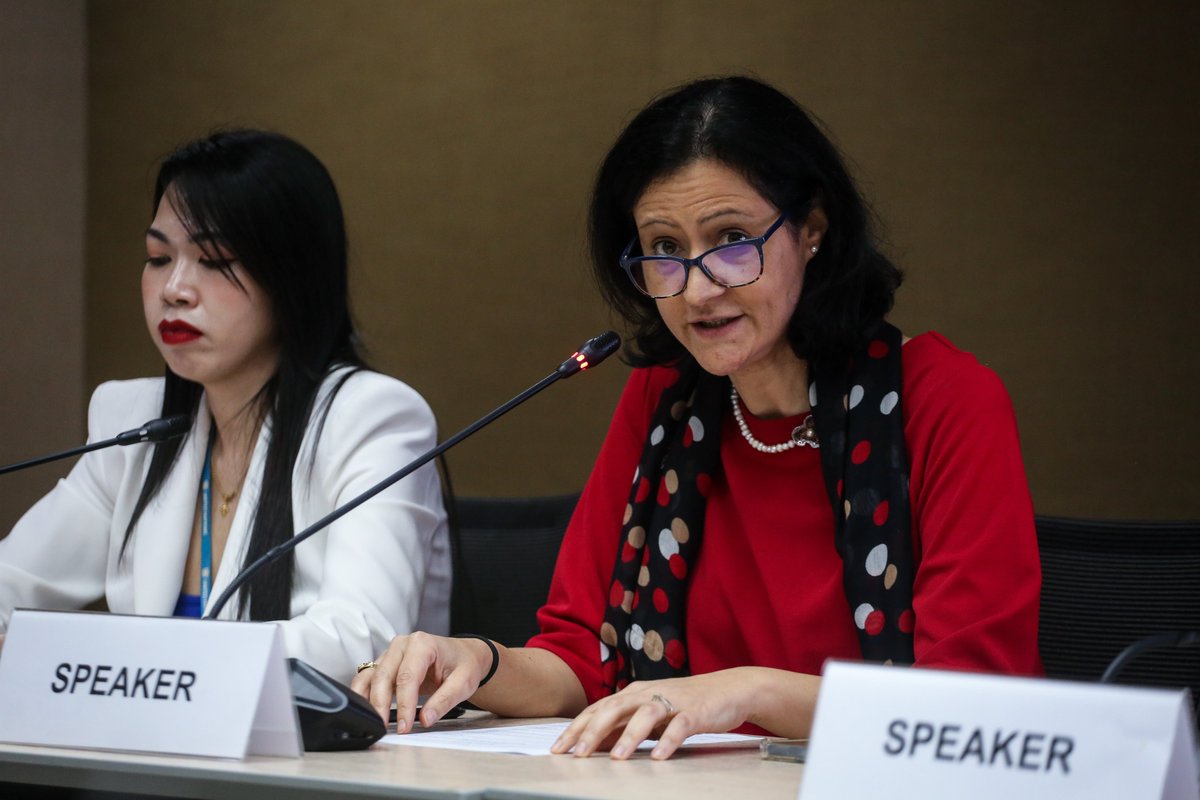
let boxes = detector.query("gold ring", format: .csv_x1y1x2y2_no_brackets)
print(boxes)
650,693,676,714
356,660,379,673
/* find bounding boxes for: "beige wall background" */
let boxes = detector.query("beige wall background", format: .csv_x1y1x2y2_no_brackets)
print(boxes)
0,0,86,535
3,0,1198,533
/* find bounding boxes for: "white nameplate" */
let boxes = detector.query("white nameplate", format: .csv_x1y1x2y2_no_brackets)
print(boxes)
801,661,1198,800
0,609,301,759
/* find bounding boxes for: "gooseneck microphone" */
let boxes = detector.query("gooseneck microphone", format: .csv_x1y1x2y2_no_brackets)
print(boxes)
1099,630,1200,684
0,415,192,477
205,330,621,621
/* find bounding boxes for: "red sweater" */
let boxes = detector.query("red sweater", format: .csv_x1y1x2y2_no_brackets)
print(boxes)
530,332,1043,707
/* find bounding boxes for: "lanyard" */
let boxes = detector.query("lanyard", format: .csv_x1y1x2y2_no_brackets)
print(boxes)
200,432,215,612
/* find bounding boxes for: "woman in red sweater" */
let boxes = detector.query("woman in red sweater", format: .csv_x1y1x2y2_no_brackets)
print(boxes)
354,76,1042,759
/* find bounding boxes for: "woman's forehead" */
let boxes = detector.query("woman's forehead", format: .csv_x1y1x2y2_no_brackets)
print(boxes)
634,160,772,223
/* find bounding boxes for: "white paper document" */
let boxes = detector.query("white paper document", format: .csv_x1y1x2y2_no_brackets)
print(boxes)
380,721,759,755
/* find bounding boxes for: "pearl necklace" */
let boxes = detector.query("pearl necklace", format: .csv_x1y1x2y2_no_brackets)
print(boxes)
730,386,820,453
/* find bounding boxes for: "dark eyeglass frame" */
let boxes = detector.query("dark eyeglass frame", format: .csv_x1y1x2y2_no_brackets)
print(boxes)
618,212,790,299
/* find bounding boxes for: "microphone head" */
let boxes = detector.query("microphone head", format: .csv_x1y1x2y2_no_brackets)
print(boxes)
115,415,191,446
141,415,192,443
557,331,622,378
580,330,621,364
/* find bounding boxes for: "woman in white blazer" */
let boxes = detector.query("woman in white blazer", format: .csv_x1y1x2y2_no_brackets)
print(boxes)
0,130,450,682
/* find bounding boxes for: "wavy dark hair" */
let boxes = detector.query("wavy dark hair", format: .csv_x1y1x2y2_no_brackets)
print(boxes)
125,129,365,621
589,76,902,373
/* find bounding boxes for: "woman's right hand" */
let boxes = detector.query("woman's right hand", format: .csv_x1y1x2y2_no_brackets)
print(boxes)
350,632,494,733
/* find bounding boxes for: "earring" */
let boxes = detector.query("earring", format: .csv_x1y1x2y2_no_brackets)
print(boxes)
810,246,818,254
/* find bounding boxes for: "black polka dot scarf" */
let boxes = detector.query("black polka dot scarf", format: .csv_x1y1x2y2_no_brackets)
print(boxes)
599,322,914,691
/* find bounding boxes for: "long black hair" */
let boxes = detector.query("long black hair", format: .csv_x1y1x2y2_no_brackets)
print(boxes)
589,76,903,374
125,129,365,621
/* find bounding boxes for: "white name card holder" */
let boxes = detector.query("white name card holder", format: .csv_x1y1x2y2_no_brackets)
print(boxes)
801,660,1198,800
0,609,301,759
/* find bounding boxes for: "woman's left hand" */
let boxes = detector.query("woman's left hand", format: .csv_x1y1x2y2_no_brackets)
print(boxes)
550,668,758,761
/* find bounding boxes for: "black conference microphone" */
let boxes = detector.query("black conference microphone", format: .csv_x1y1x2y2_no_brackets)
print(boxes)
0,415,191,477
204,331,620,750
206,330,620,620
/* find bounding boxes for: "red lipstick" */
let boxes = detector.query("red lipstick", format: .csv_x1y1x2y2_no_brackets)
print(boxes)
158,319,202,345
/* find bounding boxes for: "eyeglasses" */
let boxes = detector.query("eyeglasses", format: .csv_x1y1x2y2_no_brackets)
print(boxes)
619,213,789,299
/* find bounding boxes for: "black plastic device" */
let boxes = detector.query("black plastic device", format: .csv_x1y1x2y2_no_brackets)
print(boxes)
288,658,385,751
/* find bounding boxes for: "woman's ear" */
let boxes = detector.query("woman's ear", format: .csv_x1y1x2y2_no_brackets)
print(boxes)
802,206,829,251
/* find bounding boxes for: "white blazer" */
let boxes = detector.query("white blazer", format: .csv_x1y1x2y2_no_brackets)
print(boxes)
0,367,450,683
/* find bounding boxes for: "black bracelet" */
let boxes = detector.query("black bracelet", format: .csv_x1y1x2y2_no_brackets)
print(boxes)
453,634,500,686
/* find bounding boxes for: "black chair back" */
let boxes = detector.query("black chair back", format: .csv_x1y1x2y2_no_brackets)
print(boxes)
1036,515,1200,716
449,494,579,648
